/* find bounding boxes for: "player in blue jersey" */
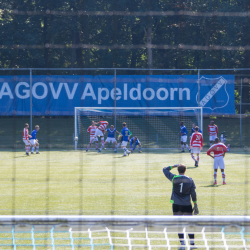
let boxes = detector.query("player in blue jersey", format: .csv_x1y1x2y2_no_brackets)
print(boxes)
30,125,40,154
190,123,202,137
98,125,120,153
179,121,190,153
130,136,142,153
118,122,131,156
117,129,132,149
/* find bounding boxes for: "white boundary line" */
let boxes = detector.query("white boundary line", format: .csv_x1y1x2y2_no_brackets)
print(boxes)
0,215,249,224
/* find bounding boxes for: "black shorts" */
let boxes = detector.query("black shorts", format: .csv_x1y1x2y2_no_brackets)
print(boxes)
172,204,193,214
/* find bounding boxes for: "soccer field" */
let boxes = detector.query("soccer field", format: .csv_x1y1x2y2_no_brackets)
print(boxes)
1,149,249,216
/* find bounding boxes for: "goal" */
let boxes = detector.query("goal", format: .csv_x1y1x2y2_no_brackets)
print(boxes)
74,107,203,150
0,215,249,249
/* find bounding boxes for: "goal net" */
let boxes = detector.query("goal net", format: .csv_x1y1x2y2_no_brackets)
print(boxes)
0,215,249,249
74,107,203,150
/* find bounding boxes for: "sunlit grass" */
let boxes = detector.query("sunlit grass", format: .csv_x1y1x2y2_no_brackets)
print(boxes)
0,148,249,216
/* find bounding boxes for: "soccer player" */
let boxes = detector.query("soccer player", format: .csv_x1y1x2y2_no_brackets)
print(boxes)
98,125,120,153
117,128,132,148
87,120,108,151
208,120,218,146
117,134,123,149
23,123,32,156
179,121,190,152
130,136,142,153
86,121,99,152
190,123,202,137
163,164,199,250
30,125,40,154
190,126,203,167
207,137,227,185
119,122,131,156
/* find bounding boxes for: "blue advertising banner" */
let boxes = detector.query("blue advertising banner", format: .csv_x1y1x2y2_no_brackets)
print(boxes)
0,75,235,115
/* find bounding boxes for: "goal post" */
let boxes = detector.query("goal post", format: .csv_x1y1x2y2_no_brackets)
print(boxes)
74,107,203,150
0,215,249,249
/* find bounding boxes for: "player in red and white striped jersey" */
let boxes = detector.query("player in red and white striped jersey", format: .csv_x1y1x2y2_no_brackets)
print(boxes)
190,126,203,167
98,121,109,131
86,121,99,152
87,121,109,152
23,123,32,156
207,138,228,185
208,120,218,146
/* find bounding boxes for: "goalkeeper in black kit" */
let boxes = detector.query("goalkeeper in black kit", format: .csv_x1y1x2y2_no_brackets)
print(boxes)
163,164,199,250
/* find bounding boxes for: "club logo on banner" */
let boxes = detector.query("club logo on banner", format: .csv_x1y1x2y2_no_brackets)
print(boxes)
196,76,231,112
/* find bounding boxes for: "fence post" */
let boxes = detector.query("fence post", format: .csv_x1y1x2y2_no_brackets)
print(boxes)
114,68,117,128
30,69,32,130
240,78,242,147
197,69,203,133
198,69,200,107
74,108,77,150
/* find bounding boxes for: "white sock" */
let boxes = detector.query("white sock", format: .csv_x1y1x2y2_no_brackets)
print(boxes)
31,147,35,153
181,145,184,150
185,144,189,149
123,147,129,153
123,148,127,155
36,146,39,153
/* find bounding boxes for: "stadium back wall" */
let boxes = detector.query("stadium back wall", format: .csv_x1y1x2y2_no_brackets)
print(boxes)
0,75,235,115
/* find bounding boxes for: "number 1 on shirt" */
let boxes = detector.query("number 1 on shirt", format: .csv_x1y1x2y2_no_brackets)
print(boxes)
180,183,183,193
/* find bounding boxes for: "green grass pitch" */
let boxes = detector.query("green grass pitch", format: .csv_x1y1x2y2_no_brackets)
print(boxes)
1,148,249,216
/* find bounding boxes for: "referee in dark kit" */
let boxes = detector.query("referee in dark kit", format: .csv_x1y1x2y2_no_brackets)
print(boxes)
163,164,199,250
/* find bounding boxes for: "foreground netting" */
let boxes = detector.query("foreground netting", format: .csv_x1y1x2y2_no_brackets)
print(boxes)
0,216,249,250
74,107,203,150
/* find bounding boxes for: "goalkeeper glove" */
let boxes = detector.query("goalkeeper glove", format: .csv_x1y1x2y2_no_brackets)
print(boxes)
193,204,199,215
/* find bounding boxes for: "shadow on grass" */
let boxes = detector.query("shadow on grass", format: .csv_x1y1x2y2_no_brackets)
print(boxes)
14,155,27,158
201,184,222,187
187,166,198,169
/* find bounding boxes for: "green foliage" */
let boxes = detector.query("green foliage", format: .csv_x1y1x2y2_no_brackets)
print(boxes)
1,0,250,69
